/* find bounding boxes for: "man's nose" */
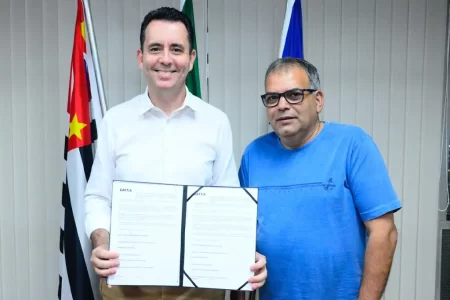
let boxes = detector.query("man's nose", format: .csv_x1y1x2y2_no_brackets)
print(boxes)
159,49,172,64
277,96,290,110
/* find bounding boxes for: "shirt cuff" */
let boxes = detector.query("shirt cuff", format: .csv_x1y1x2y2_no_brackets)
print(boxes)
85,214,111,240
359,201,402,222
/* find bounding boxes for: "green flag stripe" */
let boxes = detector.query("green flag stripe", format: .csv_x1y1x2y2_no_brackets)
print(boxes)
182,0,202,99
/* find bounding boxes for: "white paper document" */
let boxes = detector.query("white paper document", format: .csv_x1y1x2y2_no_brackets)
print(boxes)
107,180,258,291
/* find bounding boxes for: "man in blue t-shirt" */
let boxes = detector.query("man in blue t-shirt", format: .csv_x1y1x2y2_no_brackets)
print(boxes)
238,58,402,300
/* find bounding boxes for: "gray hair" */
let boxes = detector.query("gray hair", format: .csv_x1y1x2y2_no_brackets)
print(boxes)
264,57,321,90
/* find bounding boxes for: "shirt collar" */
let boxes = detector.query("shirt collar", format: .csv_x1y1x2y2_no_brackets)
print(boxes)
137,86,200,115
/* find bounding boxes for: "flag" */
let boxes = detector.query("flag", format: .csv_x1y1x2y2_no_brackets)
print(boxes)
269,0,304,133
279,0,304,58
181,0,202,98
58,0,103,299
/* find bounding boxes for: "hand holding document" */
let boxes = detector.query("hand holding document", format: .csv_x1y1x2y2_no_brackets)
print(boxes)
107,180,258,291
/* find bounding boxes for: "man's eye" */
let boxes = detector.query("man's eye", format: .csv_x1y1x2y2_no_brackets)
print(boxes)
149,48,160,52
287,92,303,99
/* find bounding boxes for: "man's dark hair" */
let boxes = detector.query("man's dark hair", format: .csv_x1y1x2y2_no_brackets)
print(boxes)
140,7,194,52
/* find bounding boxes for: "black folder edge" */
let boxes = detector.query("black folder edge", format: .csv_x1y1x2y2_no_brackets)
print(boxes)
240,187,257,291
237,281,249,290
186,186,203,203
179,186,188,287
243,187,257,204
181,185,201,287
183,270,198,288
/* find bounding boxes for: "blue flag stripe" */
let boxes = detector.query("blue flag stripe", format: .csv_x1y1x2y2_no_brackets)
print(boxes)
280,0,304,59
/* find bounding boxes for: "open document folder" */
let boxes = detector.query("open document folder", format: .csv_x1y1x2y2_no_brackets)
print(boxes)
107,180,258,291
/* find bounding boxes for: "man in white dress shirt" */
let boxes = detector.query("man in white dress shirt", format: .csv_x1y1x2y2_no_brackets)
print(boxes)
84,6,266,300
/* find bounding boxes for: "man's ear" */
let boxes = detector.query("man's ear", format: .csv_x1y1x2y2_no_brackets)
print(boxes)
136,48,143,70
189,49,197,71
315,90,324,113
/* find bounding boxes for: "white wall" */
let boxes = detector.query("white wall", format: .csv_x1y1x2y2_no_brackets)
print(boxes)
207,0,285,160
0,0,447,299
0,1,70,299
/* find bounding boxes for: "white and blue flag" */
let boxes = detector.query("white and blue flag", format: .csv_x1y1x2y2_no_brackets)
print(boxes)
269,0,304,133
279,0,304,58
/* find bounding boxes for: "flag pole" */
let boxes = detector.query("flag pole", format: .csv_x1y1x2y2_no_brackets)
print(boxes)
82,0,108,115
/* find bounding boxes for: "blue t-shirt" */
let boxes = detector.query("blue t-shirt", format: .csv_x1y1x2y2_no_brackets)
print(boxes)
239,122,402,300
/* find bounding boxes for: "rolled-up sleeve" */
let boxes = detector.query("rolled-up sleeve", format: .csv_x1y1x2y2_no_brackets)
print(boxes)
84,114,115,238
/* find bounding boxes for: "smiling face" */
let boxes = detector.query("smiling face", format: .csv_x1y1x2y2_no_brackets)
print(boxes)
266,66,324,142
137,20,196,91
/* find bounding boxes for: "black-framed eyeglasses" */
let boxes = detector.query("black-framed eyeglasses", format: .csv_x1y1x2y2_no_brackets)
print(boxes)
260,88,317,107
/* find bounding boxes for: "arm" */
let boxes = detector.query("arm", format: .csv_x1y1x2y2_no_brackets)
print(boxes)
89,228,119,277
358,213,398,300
211,114,239,187
90,228,110,249
346,131,402,299
84,115,119,276
84,115,114,239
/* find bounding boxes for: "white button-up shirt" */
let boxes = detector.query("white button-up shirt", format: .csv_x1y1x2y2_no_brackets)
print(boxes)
84,87,239,238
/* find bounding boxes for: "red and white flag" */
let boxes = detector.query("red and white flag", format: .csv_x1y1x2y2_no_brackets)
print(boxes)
58,0,103,299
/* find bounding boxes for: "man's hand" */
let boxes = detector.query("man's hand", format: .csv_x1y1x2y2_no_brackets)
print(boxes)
230,252,267,300
248,252,267,290
90,244,120,277
90,228,120,278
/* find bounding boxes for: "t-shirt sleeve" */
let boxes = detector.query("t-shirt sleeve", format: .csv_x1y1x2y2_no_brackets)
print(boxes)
347,133,402,222
238,150,250,188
